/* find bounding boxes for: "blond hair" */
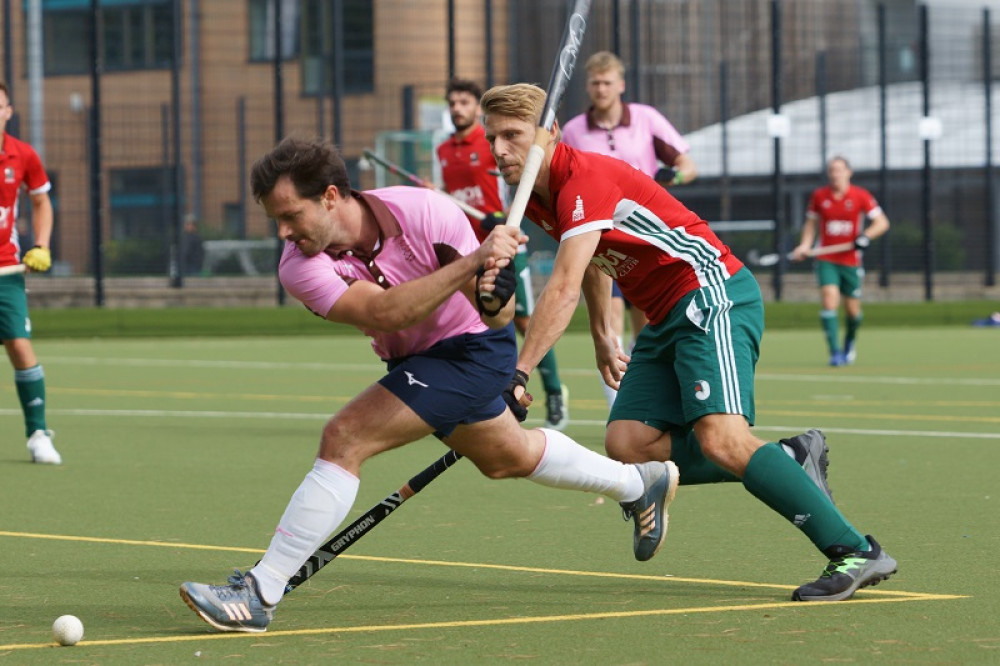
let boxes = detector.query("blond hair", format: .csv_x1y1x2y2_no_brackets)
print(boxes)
480,83,546,125
585,51,625,78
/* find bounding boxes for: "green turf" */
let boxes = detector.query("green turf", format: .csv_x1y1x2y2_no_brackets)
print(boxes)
1,327,997,663
25,298,1000,339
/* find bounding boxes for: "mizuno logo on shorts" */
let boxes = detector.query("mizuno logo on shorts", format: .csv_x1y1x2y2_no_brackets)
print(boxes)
405,371,428,387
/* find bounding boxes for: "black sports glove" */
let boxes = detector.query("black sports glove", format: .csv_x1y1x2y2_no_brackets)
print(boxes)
854,234,871,251
475,261,516,316
502,369,532,422
481,211,507,232
655,166,677,183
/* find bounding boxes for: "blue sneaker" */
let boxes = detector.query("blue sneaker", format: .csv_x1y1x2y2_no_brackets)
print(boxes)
620,461,679,561
792,536,897,601
180,570,274,633
829,351,847,367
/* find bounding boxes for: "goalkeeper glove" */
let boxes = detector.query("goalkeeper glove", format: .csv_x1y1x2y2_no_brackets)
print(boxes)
23,246,51,272
854,235,871,251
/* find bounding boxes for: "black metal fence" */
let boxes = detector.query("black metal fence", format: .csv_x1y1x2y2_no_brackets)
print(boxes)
3,0,999,305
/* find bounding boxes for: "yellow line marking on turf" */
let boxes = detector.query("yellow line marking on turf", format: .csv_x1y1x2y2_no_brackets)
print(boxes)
0,531,967,651
0,595,965,651
765,398,1000,409
49,386,348,403
1,531,959,601
760,409,1000,424
0,530,265,555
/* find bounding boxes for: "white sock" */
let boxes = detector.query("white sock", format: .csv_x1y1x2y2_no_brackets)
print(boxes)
251,459,360,606
600,336,624,408
527,428,643,502
781,442,798,462
602,380,618,408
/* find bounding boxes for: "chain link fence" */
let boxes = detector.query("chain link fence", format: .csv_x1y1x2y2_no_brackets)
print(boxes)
2,0,998,305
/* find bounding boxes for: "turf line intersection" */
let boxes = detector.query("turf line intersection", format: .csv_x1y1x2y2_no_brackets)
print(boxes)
0,530,966,651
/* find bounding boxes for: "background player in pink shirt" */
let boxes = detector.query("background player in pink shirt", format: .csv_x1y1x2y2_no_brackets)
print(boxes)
437,77,570,430
481,83,896,603
179,137,676,633
0,82,61,464
562,52,698,407
793,156,890,366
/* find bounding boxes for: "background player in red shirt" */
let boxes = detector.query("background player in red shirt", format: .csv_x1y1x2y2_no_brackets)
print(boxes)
793,156,890,366
0,82,60,464
480,83,897,603
436,78,569,430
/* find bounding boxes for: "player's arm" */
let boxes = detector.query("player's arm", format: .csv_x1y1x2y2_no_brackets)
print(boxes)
792,213,819,261
651,113,697,186
517,229,601,376
22,191,54,272
668,152,698,187
860,210,890,244
581,263,628,389
325,226,521,332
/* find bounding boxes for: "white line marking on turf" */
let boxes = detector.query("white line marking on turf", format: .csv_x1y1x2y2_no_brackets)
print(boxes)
43,357,1000,387
0,408,996,439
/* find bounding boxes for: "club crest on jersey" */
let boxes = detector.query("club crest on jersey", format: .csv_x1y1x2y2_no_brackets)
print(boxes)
591,248,638,279
4,167,14,184
694,380,711,401
572,195,585,222
470,152,480,164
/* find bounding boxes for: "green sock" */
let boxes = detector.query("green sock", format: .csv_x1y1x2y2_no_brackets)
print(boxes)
536,348,562,395
15,365,47,437
820,309,840,353
742,443,867,554
671,429,740,484
845,313,863,350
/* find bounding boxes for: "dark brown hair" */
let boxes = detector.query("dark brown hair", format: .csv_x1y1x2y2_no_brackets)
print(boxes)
250,136,350,202
446,77,483,101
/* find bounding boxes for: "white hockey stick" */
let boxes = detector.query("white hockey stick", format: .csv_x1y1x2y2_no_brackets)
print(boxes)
750,241,857,267
479,0,591,304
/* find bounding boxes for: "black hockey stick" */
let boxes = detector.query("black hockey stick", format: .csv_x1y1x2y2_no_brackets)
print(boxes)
282,449,463,594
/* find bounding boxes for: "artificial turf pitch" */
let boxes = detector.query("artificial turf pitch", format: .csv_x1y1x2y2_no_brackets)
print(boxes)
0,327,996,663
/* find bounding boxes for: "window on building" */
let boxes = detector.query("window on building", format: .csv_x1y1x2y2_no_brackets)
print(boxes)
109,166,176,241
39,0,175,75
107,166,181,275
301,0,374,95
248,0,299,61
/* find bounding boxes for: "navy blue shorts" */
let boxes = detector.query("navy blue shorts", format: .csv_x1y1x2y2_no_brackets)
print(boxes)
612,280,637,310
379,325,517,438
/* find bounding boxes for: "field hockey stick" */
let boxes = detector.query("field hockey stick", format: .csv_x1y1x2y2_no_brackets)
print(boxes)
362,149,486,221
478,0,591,305
0,264,27,276
750,241,857,267
282,449,464,595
